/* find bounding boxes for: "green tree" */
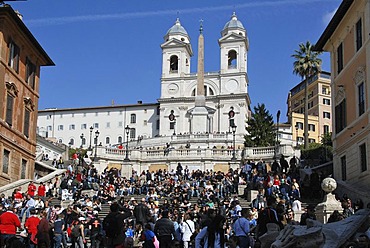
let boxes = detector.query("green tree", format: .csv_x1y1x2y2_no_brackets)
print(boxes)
244,103,275,147
292,41,322,149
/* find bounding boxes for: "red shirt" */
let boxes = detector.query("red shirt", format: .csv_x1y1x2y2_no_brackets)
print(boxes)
14,191,23,201
28,184,36,196
0,211,21,234
38,185,46,197
25,215,40,244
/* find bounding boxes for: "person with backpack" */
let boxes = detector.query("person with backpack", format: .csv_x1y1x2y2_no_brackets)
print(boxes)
256,196,281,240
71,218,86,248
103,202,132,248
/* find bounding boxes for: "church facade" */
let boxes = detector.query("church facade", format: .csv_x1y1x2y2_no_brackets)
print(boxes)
37,14,295,174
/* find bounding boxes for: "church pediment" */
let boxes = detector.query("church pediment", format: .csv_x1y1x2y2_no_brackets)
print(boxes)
161,39,193,55
218,33,248,46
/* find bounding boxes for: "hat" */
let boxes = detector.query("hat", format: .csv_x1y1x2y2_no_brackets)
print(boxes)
78,217,86,221
130,197,135,201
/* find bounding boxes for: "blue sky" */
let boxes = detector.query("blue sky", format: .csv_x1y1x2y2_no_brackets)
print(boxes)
11,0,341,123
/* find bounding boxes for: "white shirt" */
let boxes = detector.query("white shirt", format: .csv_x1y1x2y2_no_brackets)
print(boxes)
181,220,195,242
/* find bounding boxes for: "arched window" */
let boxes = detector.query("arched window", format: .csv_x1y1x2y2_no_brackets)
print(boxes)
118,136,123,143
228,50,237,69
130,114,136,124
192,85,215,96
170,55,178,72
106,137,110,145
69,138,74,146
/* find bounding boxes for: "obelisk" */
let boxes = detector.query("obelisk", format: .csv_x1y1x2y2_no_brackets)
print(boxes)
191,20,209,133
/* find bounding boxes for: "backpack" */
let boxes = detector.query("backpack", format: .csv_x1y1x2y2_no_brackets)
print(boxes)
103,213,120,238
71,225,81,238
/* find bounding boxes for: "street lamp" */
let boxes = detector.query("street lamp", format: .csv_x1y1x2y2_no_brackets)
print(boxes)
89,126,93,150
124,125,130,162
295,124,299,148
94,130,99,161
80,133,84,149
276,110,281,157
169,110,176,136
231,125,237,161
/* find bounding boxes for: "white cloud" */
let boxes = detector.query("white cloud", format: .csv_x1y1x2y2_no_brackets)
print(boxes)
322,8,338,25
26,0,339,27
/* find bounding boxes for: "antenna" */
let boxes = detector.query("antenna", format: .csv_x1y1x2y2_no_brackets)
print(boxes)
0,0,27,6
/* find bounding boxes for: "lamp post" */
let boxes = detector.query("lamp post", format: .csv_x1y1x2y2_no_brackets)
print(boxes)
295,124,299,148
80,133,84,149
276,110,281,157
94,130,99,161
231,125,237,161
89,126,93,150
124,125,130,162
169,110,176,136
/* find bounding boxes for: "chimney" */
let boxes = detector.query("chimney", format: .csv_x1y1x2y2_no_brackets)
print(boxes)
14,10,23,20
137,100,142,104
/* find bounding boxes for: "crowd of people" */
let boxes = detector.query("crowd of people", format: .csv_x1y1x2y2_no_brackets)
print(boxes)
0,155,366,248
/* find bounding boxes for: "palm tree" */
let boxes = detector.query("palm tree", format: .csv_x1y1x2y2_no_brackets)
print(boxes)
292,41,322,149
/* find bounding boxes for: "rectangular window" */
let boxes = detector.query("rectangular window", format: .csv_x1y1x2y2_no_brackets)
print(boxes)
358,82,365,116
337,43,343,74
106,122,110,128
308,124,315,132
119,110,123,115
335,99,346,133
341,155,346,181
72,113,74,117
170,122,175,130
130,128,136,139
81,124,87,129
144,109,147,113
58,125,63,131
144,120,148,126
324,125,329,134
322,87,328,95
360,143,367,172
308,138,316,143
21,159,27,179
2,149,10,174
323,98,330,105
94,123,99,129
8,40,20,72
83,113,86,117
69,124,75,130
323,112,331,119
26,58,36,89
24,109,30,137
308,101,313,109
95,112,98,116
118,121,123,127
6,94,14,126
60,114,63,118
107,111,110,116
356,18,363,51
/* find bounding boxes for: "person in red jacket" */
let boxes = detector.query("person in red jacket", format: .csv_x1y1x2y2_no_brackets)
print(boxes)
0,205,21,246
27,182,36,197
37,182,46,198
24,208,40,248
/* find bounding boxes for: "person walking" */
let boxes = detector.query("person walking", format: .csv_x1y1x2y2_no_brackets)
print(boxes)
232,208,250,248
154,210,176,248
0,206,21,248
180,213,195,248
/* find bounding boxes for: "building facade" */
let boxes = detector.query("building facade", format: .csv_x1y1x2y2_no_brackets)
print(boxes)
37,13,297,174
0,6,54,186
315,0,370,201
287,72,332,145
